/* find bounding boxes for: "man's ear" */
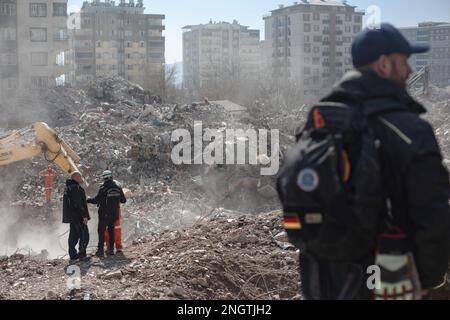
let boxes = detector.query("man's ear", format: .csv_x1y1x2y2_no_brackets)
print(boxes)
377,55,392,77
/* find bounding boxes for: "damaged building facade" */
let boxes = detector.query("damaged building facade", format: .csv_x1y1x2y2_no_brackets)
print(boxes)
401,22,450,87
182,21,261,97
0,0,68,98
263,0,364,102
67,0,165,95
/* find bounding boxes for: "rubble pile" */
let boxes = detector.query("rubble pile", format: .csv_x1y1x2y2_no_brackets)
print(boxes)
1,77,281,244
417,85,450,167
0,211,299,300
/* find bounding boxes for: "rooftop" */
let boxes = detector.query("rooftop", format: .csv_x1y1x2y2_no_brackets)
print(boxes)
183,20,252,31
264,0,361,17
400,22,450,29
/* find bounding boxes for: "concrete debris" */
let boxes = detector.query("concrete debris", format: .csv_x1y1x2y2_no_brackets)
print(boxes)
0,211,299,300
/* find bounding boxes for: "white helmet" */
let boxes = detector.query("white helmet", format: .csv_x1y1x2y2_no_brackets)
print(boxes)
102,170,113,180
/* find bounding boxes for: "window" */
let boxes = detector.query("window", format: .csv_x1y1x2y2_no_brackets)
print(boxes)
30,28,47,41
53,3,66,16
304,43,311,53
303,14,310,21
0,3,16,16
0,53,17,66
30,3,47,17
314,25,320,32
304,24,311,32
2,78,17,90
0,28,16,41
313,13,320,21
140,41,145,48
31,52,48,66
75,52,93,59
54,29,67,41
31,76,48,89
353,25,361,33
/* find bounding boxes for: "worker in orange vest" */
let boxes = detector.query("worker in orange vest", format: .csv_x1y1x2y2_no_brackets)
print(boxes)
39,165,57,203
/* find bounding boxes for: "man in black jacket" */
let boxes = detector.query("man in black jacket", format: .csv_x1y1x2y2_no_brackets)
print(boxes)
63,172,90,261
88,170,126,257
304,23,450,299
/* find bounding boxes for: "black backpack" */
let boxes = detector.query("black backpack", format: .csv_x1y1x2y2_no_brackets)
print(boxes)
103,184,122,221
277,99,400,262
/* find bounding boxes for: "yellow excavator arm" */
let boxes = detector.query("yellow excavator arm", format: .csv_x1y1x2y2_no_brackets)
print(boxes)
0,122,80,175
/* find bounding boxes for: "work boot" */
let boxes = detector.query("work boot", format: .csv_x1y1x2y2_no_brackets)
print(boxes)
95,250,104,258
106,248,115,256
69,258,79,264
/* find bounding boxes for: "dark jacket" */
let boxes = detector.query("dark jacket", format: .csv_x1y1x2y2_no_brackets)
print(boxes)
87,179,126,221
63,179,90,224
322,70,450,289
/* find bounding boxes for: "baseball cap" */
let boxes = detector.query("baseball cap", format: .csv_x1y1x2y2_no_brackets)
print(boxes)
352,23,430,68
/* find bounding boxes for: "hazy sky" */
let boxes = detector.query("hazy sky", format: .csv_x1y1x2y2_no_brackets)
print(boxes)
68,0,450,63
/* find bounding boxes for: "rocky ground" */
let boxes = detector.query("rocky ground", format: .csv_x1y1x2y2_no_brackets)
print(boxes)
0,212,299,300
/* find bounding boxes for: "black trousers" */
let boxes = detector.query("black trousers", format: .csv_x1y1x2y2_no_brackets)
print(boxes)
68,222,89,260
98,218,115,252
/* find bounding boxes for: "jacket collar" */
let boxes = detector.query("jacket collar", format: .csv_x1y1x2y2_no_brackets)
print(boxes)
322,70,427,115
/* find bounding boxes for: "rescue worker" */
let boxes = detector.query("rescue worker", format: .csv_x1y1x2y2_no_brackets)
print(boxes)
88,170,126,257
298,23,450,299
63,171,90,262
40,165,57,204
104,180,124,253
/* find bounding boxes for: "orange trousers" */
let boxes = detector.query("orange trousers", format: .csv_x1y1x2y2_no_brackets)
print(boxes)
105,207,123,250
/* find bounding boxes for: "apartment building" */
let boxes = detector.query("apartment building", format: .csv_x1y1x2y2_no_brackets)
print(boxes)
68,0,165,93
264,0,364,102
182,20,261,94
0,0,68,96
401,22,450,87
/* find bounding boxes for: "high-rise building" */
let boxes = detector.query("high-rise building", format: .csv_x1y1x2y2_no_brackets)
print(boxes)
182,20,261,95
400,22,450,87
263,0,364,102
0,0,68,96
68,0,165,94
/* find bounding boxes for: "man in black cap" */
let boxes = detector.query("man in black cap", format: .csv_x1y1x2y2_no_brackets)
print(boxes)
312,23,450,299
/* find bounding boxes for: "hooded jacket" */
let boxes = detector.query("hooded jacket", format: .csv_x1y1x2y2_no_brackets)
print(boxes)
63,179,90,224
322,70,450,289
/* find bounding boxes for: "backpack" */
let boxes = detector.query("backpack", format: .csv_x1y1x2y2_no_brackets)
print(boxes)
104,185,122,221
277,99,399,262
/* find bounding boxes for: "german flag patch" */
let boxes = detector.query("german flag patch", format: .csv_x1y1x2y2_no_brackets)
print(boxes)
283,215,302,230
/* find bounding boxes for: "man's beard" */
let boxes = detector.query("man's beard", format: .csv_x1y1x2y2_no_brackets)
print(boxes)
390,63,408,88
